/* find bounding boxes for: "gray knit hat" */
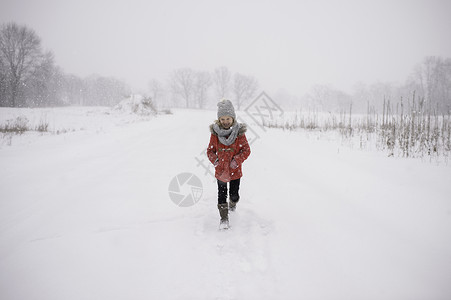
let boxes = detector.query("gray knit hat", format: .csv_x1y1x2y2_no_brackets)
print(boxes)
217,99,236,119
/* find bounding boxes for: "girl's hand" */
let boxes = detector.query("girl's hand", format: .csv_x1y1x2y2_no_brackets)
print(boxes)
230,159,238,169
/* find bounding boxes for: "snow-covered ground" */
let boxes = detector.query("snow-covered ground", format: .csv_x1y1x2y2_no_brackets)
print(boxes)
1,107,451,300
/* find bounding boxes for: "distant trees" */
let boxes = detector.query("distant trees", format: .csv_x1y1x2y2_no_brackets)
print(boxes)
407,56,451,112
148,79,164,105
54,74,130,106
163,56,450,112
2,23,449,112
164,66,259,109
0,22,130,107
302,84,352,112
79,75,130,106
350,82,403,113
193,71,212,109
213,66,232,100
1,23,262,109
233,73,258,110
293,56,451,114
24,51,66,107
169,68,195,108
347,56,451,114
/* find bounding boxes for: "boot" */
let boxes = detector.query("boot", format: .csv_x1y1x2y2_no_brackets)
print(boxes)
229,200,237,212
217,203,229,229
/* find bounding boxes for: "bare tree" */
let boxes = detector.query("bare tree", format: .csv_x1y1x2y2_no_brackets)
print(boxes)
24,50,59,106
0,22,42,107
308,84,332,110
213,66,231,100
193,71,211,109
233,73,258,110
307,84,352,112
408,56,451,112
82,75,130,106
0,54,8,106
148,79,165,107
169,68,194,107
61,73,84,105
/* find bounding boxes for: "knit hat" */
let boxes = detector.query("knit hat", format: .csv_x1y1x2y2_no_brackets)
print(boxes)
217,99,236,119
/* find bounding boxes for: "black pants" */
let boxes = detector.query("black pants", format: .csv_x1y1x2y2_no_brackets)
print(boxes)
217,178,241,205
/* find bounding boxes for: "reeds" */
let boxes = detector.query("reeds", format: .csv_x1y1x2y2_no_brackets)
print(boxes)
264,93,451,161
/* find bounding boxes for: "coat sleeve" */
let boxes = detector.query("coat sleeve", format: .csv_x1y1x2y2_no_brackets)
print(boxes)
206,134,218,165
233,134,251,165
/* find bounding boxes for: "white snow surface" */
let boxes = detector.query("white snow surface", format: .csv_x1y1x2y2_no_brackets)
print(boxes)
1,108,451,300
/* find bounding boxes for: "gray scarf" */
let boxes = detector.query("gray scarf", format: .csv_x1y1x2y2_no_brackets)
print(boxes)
213,122,240,146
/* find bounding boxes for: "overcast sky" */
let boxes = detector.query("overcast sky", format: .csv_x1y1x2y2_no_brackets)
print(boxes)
1,0,451,95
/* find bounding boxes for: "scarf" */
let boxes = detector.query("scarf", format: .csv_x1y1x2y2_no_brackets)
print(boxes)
213,122,240,146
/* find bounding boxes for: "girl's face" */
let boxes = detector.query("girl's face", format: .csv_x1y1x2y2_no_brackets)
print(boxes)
219,116,233,129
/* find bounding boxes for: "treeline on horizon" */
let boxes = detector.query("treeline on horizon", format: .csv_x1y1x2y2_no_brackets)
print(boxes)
1,22,450,114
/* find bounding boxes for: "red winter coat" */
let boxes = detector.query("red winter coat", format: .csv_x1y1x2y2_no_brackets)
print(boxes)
207,121,251,182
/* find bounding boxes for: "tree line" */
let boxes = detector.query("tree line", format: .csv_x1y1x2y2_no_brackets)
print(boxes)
2,22,449,112
277,56,451,114
150,66,259,110
150,56,451,113
0,22,130,107
0,22,260,110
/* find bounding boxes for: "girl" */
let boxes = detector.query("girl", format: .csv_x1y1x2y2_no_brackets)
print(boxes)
207,99,251,229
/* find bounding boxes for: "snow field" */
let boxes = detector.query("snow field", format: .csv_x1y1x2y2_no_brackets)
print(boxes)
1,108,451,300
252,129,451,299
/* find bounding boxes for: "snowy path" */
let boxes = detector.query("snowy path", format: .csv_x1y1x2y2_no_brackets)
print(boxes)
1,109,451,300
